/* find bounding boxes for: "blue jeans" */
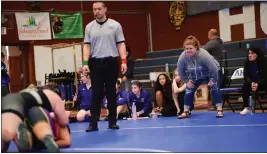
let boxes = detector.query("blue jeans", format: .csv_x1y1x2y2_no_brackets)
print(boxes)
184,77,223,110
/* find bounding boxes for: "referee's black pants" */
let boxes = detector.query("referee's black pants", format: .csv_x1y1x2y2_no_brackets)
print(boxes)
89,56,118,127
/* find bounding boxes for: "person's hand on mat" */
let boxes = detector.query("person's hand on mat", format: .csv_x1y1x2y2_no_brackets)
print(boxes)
121,63,127,74
122,76,127,81
208,79,214,87
86,110,91,116
73,93,77,102
83,65,90,74
187,80,195,88
136,112,141,117
156,107,163,112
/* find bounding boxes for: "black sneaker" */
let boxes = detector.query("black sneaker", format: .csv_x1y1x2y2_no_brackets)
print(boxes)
85,125,99,132
108,124,120,130
43,135,60,153
16,123,30,152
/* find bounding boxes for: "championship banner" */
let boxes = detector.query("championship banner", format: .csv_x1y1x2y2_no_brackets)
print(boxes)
15,12,52,40
50,13,83,39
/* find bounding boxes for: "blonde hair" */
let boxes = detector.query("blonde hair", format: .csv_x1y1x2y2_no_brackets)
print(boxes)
172,69,184,87
172,69,178,79
183,35,201,50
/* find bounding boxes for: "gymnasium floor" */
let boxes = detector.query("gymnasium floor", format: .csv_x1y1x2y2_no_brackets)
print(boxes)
8,111,267,152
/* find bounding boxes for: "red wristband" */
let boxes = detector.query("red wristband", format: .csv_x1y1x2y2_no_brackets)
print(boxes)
121,58,127,64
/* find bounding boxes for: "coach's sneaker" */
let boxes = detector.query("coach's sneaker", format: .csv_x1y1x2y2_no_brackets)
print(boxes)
43,135,60,153
240,108,250,115
16,123,30,152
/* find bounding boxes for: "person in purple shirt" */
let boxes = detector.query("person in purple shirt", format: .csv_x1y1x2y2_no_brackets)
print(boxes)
102,80,129,119
1,52,10,97
73,73,92,122
129,81,152,117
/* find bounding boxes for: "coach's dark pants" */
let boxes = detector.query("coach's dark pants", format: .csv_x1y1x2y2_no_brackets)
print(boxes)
89,56,118,127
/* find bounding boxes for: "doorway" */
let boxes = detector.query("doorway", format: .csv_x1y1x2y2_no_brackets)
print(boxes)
2,46,24,93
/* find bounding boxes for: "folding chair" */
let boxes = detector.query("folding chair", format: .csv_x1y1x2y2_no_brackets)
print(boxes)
221,68,266,112
220,68,244,112
253,91,266,113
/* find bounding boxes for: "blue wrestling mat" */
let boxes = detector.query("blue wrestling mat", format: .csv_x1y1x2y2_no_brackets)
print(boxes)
8,111,267,152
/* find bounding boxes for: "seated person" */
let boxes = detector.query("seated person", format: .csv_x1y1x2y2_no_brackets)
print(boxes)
73,73,92,122
16,107,71,152
154,73,177,116
240,47,267,115
172,69,194,116
102,80,129,119
129,81,152,117
1,84,68,152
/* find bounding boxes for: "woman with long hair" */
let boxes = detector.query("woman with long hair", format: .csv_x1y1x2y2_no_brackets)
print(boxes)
154,73,177,116
240,47,267,115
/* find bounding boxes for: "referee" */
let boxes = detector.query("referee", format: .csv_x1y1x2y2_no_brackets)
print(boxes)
82,1,127,132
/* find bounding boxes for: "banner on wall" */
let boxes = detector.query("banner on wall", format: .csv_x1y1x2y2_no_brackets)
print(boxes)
50,13,83,39
15,12,52,40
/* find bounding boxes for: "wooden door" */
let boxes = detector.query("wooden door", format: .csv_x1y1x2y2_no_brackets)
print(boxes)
9,56,22,93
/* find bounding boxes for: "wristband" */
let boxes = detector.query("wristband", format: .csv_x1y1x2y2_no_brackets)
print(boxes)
83,61,88,66
121,58,127,64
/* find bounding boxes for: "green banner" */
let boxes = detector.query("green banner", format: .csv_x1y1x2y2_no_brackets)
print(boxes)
50,12,83,39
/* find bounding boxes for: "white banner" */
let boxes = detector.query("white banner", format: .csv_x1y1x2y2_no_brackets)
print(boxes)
15,12,52,40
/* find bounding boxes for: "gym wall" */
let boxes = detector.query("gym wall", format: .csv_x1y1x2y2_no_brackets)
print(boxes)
2,1,266,87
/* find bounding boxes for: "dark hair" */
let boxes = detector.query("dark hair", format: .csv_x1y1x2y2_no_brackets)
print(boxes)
155,73,172,92
93,1,106,7
1,52,4,58
247,47,265,67
131,81,142,89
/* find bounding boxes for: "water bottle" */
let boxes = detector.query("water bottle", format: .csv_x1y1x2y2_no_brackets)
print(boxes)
165,63,170,78
132,103,137,120
150,111,158,119
165,63,169,72
249,96,254,115
246,43,250,49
